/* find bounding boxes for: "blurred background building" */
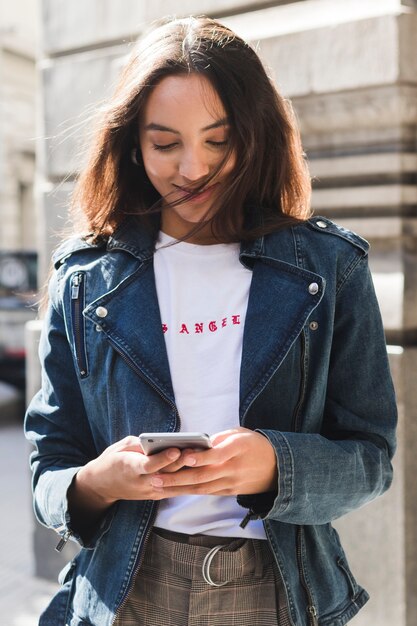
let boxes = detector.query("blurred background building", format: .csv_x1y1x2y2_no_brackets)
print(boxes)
0,1,37,251
0,0,38,415
1,1,416,625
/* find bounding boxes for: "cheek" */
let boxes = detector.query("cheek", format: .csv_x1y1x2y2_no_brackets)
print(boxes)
142,152,175,186
222,151,237,177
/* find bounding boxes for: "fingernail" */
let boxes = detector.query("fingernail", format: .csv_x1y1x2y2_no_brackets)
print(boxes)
185,457,196,466
167,449,180,461
151,477,164,488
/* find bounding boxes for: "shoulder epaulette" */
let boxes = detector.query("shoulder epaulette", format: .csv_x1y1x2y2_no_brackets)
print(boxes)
307,216,369,255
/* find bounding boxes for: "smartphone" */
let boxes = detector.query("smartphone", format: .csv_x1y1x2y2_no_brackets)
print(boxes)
139,432,212,455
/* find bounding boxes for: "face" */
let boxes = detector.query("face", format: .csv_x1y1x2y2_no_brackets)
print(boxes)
139,73,235,242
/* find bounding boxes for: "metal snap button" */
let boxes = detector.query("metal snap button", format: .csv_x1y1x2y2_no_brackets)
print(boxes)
308,282,319,295
309,321,319,331
95,324,103,332
96,306,108,318
316,220,327,229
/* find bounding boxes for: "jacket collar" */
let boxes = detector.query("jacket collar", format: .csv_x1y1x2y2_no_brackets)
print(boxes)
53,217,266,268
108,218,266,265
107,218,156,262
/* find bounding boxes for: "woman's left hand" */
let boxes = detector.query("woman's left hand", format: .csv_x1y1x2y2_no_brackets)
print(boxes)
151,427,278,496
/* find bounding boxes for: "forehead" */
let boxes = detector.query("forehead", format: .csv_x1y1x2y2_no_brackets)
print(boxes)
141,73,226,123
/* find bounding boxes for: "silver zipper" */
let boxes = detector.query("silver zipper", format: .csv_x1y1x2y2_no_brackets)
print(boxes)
105,336,180,624
239,327,317,625
55,529,73,552
71,272,88,377
71,273,81,299
239,509,259,529
291,329,307,433
111,503,159,624
292,332,318,624
106,335,179,419
238,345,300,625
297,527,318,626
307,604,319,626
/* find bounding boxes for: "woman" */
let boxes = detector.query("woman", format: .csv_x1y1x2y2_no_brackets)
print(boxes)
25,16,397,626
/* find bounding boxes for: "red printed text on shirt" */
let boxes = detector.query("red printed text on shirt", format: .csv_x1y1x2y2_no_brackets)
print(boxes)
162,314,241,335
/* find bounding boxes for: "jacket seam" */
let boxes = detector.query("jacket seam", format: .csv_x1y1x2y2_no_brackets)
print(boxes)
319,588,369,625
335,254,366,296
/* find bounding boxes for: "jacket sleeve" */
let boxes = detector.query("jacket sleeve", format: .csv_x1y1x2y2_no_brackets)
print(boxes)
24,270,114,548
254,256,397,525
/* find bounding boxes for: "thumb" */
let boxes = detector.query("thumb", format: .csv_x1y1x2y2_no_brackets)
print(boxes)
211,427,245,447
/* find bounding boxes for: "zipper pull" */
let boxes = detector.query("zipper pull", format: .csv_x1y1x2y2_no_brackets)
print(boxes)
239,509,260,529
71,274,82,299
55,529,72,552
307,605,318,626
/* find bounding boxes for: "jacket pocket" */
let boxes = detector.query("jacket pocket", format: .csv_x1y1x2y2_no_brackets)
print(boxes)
71,272,88,378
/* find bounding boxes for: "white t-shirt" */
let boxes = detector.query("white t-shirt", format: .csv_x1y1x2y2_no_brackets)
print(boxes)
153,231,267,539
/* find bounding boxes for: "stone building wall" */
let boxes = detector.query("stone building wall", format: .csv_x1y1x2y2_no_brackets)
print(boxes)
0,1,37,251
35,1,417,624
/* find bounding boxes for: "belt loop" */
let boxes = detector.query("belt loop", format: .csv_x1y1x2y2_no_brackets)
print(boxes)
202,545,230,587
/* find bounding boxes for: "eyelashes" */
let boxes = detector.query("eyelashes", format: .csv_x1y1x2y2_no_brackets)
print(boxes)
152,140,229,152
152,143,177,151
211,140,229,146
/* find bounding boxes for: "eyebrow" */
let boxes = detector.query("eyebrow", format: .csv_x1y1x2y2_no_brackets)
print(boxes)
144,117,229,134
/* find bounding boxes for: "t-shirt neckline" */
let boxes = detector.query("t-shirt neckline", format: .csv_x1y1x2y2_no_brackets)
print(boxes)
156,231,240,256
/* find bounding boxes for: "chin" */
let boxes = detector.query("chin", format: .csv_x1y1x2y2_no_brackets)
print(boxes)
174,208,213,224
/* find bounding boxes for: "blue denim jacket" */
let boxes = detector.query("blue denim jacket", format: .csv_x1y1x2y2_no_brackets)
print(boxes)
25,216,397,626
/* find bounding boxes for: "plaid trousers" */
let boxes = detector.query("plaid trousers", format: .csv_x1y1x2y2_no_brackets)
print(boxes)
114,528,288,625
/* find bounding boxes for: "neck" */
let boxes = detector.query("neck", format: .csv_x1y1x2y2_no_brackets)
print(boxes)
160,215,223,245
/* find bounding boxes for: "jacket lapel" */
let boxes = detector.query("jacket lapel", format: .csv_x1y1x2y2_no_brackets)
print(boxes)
84,260,175,407
83,225,325,418
239,257,324,419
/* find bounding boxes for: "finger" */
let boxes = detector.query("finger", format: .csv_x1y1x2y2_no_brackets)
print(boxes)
150,477,238,497
159,456,189,473
181,439,237,468
150,463,226,489
171,447,206,468
138,447,182,474
102,435,144,455
159,445,218,472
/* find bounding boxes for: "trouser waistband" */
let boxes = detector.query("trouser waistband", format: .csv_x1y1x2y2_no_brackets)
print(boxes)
149,527,272,583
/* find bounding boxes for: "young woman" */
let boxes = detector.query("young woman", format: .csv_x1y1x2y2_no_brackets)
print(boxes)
25,16,397,626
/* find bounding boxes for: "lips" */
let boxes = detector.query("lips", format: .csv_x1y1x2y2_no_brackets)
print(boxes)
173,182,219,199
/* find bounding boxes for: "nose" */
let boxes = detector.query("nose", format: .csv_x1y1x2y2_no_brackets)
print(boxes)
178,147,210,181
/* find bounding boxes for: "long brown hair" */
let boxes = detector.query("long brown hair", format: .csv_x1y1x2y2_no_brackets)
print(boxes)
71,16,312,242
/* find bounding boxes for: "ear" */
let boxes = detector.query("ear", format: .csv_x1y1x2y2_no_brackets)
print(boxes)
131,147,142,166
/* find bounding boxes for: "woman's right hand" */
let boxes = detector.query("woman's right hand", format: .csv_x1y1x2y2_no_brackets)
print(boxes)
68,436,183,520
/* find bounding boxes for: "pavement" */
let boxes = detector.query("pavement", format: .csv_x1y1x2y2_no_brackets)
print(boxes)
0,417,58,625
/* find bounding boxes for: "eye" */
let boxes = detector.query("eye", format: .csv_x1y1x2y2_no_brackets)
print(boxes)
207,140,229,148
152,143,178,151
